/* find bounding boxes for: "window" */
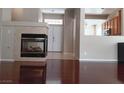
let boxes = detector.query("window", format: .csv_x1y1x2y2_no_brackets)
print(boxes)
84,19,106,36
44,19,63,25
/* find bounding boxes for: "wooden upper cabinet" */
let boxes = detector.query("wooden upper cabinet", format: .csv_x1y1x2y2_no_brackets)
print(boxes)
118,10,121,35
111,16,119,35
102,10,121,36
113,16,121,35
116,16,119,35
113,17,117,35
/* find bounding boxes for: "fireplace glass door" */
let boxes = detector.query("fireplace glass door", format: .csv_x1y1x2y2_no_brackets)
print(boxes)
21,34,47,57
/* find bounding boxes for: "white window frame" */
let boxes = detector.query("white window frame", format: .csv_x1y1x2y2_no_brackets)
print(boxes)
44,19,63,25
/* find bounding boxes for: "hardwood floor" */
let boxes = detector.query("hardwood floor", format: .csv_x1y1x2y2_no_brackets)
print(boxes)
80,62,121,84
0,60,124,84
46,60,79,84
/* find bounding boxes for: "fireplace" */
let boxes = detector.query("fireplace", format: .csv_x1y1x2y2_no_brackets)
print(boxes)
21,34,48,57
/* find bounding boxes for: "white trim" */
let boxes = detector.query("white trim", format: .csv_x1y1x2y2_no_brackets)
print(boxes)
0,21,48,27
0,59,15,62
63,52,73,55
79,59,117,63
15,57,47,62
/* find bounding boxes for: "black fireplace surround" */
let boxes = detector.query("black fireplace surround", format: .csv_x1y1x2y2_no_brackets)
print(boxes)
21,34,48,57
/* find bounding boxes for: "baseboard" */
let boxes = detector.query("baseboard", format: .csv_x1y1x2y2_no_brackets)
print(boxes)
79,59,117,63
0,59,15,62
63,52,73,55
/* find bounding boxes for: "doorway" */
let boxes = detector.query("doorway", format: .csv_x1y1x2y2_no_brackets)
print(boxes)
48,25,63,52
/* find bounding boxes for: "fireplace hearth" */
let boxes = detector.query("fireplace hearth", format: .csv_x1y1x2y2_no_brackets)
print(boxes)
21,34,48,57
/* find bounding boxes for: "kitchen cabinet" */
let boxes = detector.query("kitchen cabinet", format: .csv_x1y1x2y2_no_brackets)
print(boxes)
113,16,118,35
102,10,121,36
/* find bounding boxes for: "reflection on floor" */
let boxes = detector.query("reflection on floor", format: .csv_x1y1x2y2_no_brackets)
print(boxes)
80,62,122,84
0,60,124,84
20,65,46,84
46,60,79,84
117,64,124,83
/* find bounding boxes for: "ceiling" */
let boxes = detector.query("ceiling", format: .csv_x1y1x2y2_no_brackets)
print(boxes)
41,8,65,14
85,8,119,15
41,8,119,15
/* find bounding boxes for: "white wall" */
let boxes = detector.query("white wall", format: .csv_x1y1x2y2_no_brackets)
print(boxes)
1,8,11,21
0,8,41,22
0,26,15,60
0,9,2,60
63,8,81,59
73,8,81,59
12,8,41,22
0,8,45,61
43,14,63,20
0,8,2,21
63,9,74,53
0,26,1,60
80,36,124,61
0,23,48,61
80,8,124,61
